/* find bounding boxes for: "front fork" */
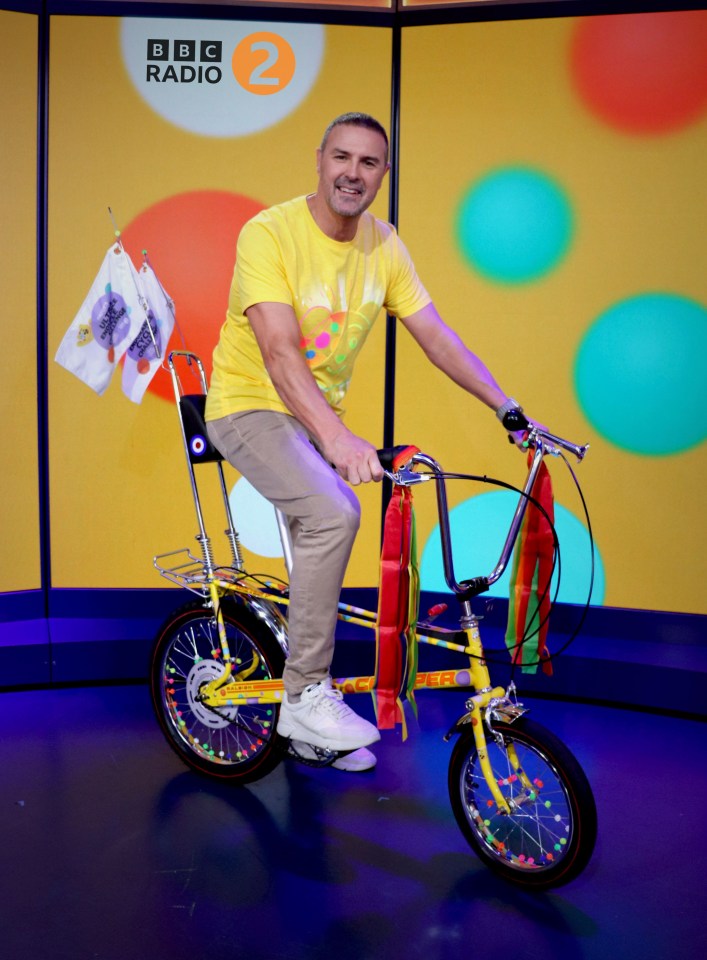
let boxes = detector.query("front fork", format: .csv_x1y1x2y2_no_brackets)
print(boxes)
446,614,530,815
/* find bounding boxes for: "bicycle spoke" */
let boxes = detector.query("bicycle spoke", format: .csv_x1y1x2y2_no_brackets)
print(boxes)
460,736,574,869
157,608,278,768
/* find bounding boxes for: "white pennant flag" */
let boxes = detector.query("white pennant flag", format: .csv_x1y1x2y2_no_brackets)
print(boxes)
122,261,175,404
55,245,144,395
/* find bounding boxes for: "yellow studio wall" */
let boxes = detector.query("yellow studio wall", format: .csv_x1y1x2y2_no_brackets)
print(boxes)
48,15,391,589
0,10,40,593
398,16,707,615
32,8,707,615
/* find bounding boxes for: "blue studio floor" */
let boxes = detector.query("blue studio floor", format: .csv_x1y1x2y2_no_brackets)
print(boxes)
0,683,704,960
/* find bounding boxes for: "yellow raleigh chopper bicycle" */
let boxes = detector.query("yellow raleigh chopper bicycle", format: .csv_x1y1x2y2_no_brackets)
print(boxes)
150,351,598,889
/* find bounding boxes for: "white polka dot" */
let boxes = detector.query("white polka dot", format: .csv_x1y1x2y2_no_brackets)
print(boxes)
229,477,284,558
120,19,324,137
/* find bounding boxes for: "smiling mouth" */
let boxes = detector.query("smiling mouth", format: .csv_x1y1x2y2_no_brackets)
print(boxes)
336,182,363,197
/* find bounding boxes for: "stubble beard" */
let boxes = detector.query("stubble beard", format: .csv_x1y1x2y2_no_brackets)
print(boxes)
329,180,370,219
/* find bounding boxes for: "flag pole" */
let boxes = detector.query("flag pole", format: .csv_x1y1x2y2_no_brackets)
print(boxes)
107,206,161,359
141,247,178,359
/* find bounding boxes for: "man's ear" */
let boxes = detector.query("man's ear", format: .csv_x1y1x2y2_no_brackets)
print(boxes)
316,147,322,176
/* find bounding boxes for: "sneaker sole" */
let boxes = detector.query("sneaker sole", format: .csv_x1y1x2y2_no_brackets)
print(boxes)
276,719,380,752
332,748,377,772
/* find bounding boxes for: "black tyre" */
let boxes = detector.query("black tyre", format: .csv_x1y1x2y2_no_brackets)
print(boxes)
448,716,597,888
150,598,286,784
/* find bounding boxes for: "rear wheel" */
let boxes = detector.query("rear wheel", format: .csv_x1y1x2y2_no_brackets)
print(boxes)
448,716,597,888
150,598,286,783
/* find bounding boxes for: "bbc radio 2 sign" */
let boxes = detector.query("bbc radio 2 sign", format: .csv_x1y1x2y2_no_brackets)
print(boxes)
145,38,224,85
121,19,324,137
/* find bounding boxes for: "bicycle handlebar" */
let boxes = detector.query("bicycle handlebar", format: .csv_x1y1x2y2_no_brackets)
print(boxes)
501,409,589,461
377,421,590,602
377,423,588,482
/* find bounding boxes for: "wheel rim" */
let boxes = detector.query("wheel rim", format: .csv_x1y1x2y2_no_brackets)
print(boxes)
158,613,277,767
458,731,574,873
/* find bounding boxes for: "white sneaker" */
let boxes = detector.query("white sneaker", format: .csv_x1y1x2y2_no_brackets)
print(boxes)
332,747,377,772
277,678,380,751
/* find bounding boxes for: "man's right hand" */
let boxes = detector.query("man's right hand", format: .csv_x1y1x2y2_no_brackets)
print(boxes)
322,429,384,486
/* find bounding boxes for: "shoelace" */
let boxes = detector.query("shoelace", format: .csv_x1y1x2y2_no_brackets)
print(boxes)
306,681,351,718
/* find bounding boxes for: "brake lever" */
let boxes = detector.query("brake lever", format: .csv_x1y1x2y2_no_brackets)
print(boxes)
383,467,433,486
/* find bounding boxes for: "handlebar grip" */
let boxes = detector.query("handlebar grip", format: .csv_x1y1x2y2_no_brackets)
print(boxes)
377,444,420,472
501,408,530,432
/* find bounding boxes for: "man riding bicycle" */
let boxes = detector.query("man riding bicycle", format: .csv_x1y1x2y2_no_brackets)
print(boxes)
205,112,531,771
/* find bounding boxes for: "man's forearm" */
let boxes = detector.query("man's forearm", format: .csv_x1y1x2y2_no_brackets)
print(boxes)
247,301,382,483
265,347,349,447
423,325,507,411
401,302,510,412
265,346,383,483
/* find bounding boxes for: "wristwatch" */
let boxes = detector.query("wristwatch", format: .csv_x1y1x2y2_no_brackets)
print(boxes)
495,398,522,422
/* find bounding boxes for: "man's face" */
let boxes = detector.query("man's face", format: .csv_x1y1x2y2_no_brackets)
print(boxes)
316,124,390,220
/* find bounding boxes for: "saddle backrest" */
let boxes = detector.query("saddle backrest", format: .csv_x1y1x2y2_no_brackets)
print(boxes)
178,394,223,464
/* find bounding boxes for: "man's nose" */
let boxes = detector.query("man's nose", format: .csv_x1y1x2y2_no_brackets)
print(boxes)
343,160,361,181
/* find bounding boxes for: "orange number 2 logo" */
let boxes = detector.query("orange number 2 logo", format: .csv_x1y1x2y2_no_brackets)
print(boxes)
232,32,296,95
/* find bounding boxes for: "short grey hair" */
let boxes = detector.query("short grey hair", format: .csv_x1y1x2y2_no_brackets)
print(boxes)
320,113,389,161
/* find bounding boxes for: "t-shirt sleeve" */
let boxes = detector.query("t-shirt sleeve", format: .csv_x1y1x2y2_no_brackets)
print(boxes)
234,218,293,312
384,233,432,319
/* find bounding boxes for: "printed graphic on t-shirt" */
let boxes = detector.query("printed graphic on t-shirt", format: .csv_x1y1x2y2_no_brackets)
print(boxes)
296,290,381,410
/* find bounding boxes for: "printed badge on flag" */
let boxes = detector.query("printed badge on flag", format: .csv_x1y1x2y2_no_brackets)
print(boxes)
55,245,144,395
122,261,175,404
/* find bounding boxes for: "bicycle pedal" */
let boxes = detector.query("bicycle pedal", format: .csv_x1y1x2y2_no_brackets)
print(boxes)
279,736,348,768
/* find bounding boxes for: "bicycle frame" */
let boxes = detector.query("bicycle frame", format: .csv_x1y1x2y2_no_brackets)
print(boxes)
154,351,589,815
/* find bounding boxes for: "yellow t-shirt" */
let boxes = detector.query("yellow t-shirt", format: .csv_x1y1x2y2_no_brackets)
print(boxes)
205,195,431,420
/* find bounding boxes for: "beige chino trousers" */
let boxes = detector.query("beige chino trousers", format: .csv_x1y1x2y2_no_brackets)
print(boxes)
207,410,361,698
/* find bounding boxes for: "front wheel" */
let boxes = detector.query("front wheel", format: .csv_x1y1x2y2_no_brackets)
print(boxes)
150,597,286,784
448,716,597,888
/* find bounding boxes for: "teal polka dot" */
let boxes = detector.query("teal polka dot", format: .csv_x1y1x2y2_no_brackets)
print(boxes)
420,491,604,605
455,167,574,284
574,293,707,456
